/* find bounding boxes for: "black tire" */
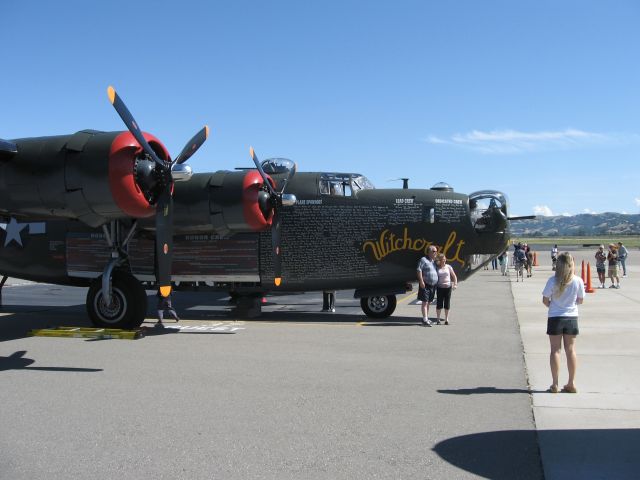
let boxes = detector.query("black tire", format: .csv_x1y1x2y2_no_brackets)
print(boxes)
86,271,148,329
360,295,397,319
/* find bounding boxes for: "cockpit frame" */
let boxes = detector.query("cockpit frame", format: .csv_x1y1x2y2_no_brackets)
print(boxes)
318,173,375,197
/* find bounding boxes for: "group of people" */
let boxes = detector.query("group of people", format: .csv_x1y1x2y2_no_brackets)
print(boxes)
414,240,629,395
594,242,629,289
513,242,534,277
416,246,458,326
489,243,534,278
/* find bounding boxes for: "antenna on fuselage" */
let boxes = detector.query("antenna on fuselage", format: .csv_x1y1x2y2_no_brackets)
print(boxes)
388,178,410,189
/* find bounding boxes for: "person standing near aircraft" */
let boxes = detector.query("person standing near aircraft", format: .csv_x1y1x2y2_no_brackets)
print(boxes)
607,244,620,288
322,290,336,312
617,242,629,277
525,243,534,277
499,250,509,276
595,245,607,289
434,253,457,325
551,244,558,271
156,290,180,326
416,246,439,326
542,252,584,394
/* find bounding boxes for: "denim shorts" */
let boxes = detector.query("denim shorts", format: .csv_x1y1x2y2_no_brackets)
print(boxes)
547,316,579,335
417,285,436,303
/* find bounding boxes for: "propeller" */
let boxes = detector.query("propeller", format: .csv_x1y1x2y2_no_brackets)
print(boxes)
249,147,297,286
507,215,537,221
107,86,209,297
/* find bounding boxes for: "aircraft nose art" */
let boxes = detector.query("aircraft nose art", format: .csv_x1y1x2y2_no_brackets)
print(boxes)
108,131,170,218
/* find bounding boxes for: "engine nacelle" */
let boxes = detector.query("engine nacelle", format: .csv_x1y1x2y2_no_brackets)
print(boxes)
213,169,275,233
0,130,169,227
170,170,274,236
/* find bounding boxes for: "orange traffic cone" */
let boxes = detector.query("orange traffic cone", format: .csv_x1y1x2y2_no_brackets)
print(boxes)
581,260,585,282
585,262,595,293
533,251,539,266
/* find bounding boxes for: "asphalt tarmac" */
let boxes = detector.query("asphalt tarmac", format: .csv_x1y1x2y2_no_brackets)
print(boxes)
1,273,542,479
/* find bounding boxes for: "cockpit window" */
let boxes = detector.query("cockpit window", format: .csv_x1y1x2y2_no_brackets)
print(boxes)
319,173,374,196
352,175,375,191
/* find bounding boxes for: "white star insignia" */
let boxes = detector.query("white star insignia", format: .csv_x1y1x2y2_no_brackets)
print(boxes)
3,218,27,247
0,218,45,247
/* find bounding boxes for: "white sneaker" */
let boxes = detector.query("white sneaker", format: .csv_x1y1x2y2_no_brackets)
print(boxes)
422,318,432,327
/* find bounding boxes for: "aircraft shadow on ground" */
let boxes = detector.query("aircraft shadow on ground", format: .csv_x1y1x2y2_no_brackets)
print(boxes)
253,311,422,325
0,305,91,342
434,429,640,480
0,302,423,343
438,386,540,395
0,350,102,373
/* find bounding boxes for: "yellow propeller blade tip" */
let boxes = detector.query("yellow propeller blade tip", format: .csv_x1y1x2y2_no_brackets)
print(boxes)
274,277,282,287
160,285,172,297
107,86,116,104
205,126,210,138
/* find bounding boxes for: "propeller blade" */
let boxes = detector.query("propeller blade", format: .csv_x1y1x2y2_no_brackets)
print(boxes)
155,189,174,297
107,86,166,170
249,149,296,287
249,146,276,196
174,126,210,165
508,215,537,221
272,210,282,287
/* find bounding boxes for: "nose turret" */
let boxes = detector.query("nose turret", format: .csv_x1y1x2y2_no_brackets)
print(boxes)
469,190,509,234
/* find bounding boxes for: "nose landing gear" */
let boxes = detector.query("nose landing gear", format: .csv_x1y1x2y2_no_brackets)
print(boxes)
360,295,397,318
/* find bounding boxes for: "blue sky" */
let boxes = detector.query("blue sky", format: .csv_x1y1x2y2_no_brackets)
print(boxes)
2,0,638,216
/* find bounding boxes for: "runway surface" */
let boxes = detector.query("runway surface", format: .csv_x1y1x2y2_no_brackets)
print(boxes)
0,274,541,479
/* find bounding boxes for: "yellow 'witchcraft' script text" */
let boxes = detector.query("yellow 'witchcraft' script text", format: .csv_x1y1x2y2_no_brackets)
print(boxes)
362,228,465,266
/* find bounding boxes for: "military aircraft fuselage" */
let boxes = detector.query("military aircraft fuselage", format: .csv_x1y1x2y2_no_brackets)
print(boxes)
0,170,510,299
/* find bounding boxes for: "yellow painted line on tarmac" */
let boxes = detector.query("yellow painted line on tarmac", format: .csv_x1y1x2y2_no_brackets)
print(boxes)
397,291,417,305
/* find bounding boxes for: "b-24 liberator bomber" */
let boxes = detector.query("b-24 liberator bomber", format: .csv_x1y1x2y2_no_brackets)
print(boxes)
0,88,524,329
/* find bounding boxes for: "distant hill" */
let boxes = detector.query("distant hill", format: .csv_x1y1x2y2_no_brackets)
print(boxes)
510,213,640,236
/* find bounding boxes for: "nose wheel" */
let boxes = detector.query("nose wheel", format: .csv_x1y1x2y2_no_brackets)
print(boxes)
360,295,397,319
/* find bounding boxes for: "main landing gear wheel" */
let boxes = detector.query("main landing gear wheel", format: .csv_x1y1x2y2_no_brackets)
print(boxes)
361,295,397,319
86,271,148,329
